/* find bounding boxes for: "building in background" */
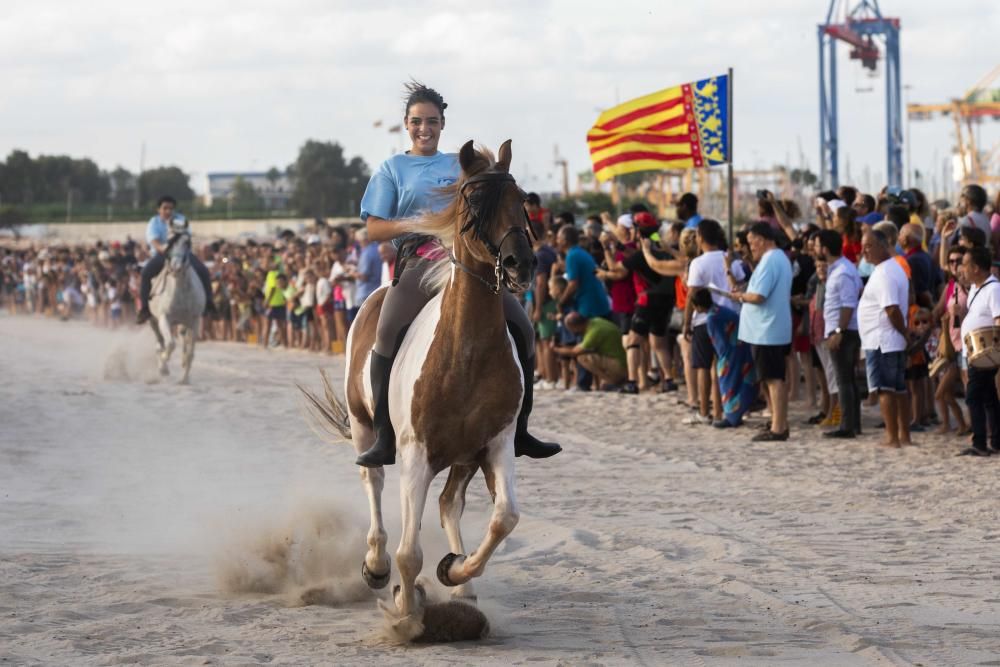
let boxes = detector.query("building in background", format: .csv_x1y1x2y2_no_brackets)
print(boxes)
205,172,293,209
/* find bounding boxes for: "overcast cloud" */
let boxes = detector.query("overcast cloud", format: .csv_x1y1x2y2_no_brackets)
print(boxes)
1,0,997,197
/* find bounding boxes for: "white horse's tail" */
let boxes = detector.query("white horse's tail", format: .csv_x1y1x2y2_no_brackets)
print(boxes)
298,369,352,441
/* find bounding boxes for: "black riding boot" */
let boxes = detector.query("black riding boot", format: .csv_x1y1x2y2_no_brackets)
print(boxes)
513,353,563,459
356,351,396,468
505,318,562,459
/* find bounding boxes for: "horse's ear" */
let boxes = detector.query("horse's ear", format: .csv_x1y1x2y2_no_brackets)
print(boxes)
459,140,477,173
497,140,512,172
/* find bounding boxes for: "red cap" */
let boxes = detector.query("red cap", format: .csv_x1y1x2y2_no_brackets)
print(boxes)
633,211,658,228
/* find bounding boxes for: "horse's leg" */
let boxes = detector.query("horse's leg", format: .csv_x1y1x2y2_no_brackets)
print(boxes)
352,419,391,589
179,323,195,384
391,452,434,625
437,442,519,587
438,463,479,600
150,318,169,376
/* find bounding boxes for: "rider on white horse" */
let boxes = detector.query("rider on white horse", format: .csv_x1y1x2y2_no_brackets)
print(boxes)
136,195,214,325
355,81,561,468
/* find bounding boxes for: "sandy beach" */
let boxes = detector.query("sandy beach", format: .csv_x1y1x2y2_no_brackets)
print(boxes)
2,313,999,666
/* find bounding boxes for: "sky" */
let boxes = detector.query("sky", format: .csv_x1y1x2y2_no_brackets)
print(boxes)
1,0,997,198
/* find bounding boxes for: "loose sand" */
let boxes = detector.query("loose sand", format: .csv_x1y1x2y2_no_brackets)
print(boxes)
1,314,999,665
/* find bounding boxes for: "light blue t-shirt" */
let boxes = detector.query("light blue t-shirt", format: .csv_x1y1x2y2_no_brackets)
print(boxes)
683,213,704,230
737,247,793,345
355,242,383,305
360,152,459,246
565,245,610,318
146,214,186,256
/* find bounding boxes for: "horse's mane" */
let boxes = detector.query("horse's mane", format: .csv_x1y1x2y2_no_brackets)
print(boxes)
394,145,501,293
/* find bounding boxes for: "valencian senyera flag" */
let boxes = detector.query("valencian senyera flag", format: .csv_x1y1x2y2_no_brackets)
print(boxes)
587,74,729,182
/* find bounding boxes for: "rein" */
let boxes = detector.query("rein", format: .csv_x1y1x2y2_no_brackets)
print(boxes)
450,170,537,294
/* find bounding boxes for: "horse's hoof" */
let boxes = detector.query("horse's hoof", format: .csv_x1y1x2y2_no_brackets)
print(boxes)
436,553,464,587
362,561,390,589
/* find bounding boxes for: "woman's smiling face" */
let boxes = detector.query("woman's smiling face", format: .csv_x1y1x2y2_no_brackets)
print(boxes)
405,101,444,156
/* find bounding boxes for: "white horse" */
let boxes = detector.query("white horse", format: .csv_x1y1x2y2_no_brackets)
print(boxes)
302,141,537,639
149,233,206,384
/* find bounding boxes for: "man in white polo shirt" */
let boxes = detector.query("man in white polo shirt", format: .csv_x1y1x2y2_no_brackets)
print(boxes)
958,246,1000,456
857,228,910,448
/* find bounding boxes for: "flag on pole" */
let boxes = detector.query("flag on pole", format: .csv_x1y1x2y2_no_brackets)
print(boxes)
587,74,730,182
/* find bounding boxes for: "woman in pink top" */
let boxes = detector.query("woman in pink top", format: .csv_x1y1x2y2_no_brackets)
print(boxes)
932,245,970,435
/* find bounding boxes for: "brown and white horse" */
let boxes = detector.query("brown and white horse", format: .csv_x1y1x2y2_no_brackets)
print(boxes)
302,140,537,637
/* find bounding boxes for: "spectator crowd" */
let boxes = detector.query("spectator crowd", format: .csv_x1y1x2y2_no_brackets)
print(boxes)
3,182,1000,455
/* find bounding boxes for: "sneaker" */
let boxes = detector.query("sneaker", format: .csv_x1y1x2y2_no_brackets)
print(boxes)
713,419,740,428
617,381,639,395
661,379,679,393
909,422,926,433
534,379,556,391
567,386,582,393
682,414,712,425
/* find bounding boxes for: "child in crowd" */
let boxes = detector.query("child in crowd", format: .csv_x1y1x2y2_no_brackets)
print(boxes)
548,275,575,389
533,274,561,390
107,279,122,329
906,307,933,430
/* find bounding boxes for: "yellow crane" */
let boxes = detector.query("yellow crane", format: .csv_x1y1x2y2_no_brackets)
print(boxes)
907,65,1000,187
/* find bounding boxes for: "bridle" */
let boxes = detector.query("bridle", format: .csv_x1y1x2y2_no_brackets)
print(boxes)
166,233,191,274
449,170,537,294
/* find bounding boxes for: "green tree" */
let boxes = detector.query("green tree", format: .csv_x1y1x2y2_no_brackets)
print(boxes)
109,166,136,207
138,166,194,208
230,176,261,210
0,150,111,205
790,168,818,188
290,140,369,217
265,166,281,189
0,150,36,204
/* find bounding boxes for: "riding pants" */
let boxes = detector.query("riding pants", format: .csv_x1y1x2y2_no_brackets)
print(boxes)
140,252,213,310
373,259,535,363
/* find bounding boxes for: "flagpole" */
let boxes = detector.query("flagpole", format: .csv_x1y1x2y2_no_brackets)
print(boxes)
727,67,734,243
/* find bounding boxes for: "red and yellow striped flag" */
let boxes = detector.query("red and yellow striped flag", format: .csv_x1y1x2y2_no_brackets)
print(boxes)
587,74,730,182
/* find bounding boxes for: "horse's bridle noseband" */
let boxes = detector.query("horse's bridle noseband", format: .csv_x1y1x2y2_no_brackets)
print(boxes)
450,170,537,294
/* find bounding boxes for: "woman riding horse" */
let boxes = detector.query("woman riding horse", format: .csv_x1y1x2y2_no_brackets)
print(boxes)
355,81,561,467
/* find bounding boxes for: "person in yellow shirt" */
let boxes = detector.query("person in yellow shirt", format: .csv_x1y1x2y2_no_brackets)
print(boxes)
264,272,288,347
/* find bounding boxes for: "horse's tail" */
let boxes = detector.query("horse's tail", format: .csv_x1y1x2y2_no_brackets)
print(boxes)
297,369,352,441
